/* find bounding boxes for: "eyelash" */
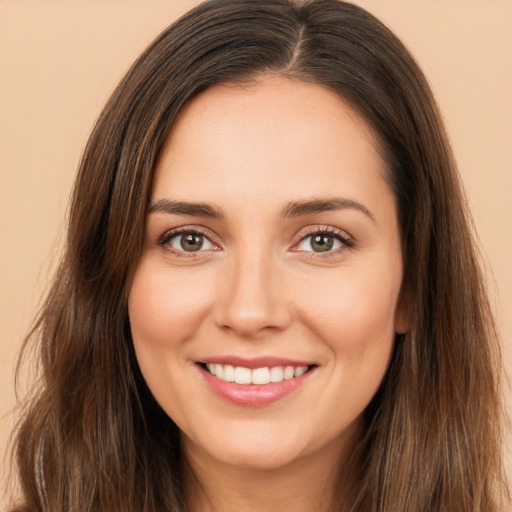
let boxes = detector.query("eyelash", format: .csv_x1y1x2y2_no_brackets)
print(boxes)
294,226,354,254
157,226,219,257
157,226,354,258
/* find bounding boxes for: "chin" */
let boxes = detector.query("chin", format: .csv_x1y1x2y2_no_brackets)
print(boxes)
182,425,312,471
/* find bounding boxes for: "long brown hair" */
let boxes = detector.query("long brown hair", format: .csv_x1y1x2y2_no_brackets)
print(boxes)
10,1,509,510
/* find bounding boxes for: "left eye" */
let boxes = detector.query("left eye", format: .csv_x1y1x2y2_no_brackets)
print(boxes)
168,232,215,252
296,233,345,253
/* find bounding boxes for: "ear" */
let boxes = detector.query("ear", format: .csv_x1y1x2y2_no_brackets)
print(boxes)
394,283,409,334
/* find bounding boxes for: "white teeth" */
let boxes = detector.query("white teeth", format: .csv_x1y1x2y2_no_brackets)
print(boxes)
294,366,308,377
251,367,271,385
214,364,224,380
234,366,252,384
269,366,284,382
205,363,310,385
283,366,295,380
223,364,235,382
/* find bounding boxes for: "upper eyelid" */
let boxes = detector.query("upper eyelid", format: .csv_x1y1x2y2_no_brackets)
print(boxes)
159,225,217,241
292,225,353,242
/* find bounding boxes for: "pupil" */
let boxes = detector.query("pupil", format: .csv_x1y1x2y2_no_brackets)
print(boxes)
181,233,203,251
312,234,333,252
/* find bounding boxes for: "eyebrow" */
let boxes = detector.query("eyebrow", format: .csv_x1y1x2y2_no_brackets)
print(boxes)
281,197,375,222
148,196,374,222
148,199,224,219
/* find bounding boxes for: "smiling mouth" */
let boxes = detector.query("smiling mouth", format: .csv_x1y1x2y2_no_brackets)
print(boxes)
200,363,315,385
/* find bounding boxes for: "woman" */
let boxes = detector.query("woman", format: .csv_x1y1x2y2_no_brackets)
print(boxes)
10,0,509,510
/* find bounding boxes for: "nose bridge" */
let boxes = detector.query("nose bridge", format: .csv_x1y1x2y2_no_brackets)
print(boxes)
214,240,290,336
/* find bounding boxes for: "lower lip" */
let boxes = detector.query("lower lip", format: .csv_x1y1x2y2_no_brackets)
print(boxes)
198,365,315,407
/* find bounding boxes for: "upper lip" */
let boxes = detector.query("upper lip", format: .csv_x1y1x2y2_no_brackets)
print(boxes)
198,356,315,369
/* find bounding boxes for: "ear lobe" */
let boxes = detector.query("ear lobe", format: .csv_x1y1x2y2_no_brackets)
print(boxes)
394,284,409,335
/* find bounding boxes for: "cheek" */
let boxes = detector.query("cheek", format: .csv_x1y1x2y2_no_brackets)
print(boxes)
128,259,214,347
294,261,401,354
293,263,401,425
127,258,217,423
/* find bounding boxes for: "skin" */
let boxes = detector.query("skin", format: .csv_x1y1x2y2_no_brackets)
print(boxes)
128,75,407,512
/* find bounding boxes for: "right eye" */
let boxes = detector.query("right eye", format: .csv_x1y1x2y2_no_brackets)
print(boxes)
159,228,219,256
170,232,214,252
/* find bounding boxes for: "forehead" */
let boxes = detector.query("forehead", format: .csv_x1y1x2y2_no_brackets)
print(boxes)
152,76,391,218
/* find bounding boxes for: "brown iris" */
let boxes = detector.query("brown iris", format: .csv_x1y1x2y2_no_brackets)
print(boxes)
181,233,204,252
311,234,334,252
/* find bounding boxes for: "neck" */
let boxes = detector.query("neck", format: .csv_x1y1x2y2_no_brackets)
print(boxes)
182,430,359,512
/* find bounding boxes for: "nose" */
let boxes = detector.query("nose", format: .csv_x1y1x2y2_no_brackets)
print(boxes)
212,247,292,338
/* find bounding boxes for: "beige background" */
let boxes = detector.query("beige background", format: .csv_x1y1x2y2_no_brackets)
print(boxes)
1,0,511,504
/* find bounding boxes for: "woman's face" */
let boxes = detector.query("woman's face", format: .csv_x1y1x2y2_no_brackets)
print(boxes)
129,76,407,471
